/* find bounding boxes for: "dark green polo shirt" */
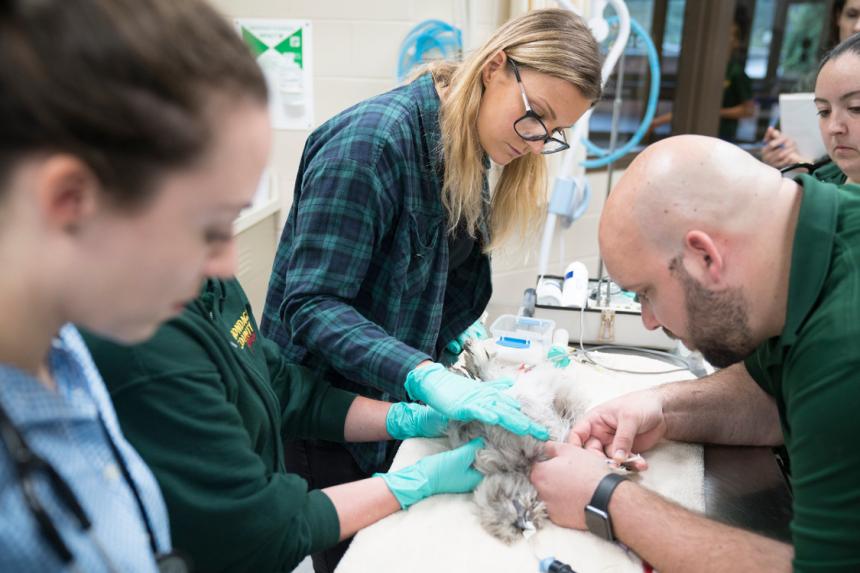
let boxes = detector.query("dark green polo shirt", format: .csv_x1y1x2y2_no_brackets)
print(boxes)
719,56,752,141
744,175,860,571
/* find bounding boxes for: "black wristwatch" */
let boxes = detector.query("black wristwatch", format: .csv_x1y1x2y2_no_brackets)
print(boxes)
584,473,628,541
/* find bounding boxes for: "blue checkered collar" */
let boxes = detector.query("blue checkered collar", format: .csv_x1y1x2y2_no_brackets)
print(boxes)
0,324,100,426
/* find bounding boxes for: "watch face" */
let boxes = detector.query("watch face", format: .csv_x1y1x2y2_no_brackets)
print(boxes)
585,505,613,540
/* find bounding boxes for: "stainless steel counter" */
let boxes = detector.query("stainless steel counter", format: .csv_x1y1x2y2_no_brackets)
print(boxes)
704,445,793,541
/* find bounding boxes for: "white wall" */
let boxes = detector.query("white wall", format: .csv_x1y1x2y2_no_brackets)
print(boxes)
486,168,623,324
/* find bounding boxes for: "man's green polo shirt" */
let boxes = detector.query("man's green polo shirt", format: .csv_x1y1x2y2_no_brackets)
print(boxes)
744,175,860,571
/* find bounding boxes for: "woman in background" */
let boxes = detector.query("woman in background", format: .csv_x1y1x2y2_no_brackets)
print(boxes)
761,0,860,168
647,7,755,141
0,0,269,570
261,8,603,572
813,32,860,186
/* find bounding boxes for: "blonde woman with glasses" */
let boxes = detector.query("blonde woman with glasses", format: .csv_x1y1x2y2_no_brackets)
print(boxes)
261,10,602,571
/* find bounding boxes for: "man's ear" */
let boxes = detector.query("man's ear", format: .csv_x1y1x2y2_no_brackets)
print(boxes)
35,155,100,235
481,50,508,88
683,230,725,287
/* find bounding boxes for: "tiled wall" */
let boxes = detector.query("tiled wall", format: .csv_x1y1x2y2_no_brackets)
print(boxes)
216,0,608,324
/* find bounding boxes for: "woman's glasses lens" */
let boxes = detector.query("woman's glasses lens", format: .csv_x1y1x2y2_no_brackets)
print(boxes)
541,138,567,153
514,116,547,140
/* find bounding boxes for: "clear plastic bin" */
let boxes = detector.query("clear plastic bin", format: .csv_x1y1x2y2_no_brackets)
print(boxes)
489,314,555,351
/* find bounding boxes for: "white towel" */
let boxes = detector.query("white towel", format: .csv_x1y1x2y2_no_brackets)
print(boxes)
338,352,704,573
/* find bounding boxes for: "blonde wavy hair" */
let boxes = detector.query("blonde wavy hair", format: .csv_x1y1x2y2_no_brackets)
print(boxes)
426,8,602,251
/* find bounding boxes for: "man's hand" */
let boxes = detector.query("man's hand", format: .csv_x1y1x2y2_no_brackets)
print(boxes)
569,389,666,466
530,441,613,529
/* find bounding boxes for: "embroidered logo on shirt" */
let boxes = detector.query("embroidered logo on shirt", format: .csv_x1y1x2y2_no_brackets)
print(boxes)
229,311,257,350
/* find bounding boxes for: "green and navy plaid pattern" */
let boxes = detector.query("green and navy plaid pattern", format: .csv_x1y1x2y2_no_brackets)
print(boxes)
261,74,492,472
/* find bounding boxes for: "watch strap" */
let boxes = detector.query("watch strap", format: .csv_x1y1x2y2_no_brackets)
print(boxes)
589,473,628,513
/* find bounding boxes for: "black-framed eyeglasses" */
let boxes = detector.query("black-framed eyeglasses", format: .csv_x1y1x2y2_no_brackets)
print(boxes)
508,58,570,155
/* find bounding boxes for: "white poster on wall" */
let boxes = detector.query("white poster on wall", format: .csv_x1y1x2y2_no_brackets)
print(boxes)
235,19,313,130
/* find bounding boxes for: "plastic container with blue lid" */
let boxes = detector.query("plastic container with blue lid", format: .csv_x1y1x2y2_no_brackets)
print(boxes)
490,314,555,351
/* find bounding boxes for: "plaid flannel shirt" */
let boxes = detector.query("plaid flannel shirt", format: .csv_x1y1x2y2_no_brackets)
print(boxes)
261,74,492,472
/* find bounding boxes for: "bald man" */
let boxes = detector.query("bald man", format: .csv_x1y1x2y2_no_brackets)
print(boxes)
530,135,860,572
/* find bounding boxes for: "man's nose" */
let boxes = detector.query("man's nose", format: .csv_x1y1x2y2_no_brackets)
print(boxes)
640,302,661,331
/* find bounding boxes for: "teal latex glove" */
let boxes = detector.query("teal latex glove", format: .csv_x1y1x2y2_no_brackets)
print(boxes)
404,363,549,440
444,320,489,355
547,345,572,368
386,402,449,440
376,438,485,509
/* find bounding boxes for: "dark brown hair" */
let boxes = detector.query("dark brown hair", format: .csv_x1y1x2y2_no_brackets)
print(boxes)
828,0,848,52
819,25,860,75
0,0,267,206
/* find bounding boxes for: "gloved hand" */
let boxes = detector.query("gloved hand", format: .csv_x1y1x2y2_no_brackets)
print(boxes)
444,320,489,355
547,345,572,368
386,402,449,440
376,438,485,509
404,363,549,440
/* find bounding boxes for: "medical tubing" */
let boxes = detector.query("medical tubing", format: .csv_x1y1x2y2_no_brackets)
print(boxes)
601,0,631,88
559,0,630,178
604,49,626,164
582,15,660,168
576,304,689,375
397,19,462,82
